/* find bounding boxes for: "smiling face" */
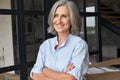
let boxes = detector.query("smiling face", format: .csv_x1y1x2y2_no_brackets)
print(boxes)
53,5,71,35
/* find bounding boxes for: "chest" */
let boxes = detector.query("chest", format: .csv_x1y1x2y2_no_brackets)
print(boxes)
44,46,74,71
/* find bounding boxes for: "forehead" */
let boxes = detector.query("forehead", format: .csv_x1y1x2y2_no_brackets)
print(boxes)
55,5,70,14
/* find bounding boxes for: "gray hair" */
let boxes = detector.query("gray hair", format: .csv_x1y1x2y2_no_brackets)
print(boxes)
47,0,81,36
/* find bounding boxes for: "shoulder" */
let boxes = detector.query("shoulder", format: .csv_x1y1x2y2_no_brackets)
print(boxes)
70,35,87,45
69,35,88,50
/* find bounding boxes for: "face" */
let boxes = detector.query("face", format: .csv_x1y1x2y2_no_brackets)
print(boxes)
53,5,71,34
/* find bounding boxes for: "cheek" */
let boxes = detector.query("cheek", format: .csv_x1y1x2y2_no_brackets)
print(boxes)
65,19,71,26
52,19,55,24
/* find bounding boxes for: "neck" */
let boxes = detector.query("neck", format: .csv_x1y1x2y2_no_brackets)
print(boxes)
57,32,70,44
55,32,70,50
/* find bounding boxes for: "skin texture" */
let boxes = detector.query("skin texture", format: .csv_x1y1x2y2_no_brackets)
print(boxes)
33,63,75,80
53,5,71,35
53,5,71,49
32,5,76,80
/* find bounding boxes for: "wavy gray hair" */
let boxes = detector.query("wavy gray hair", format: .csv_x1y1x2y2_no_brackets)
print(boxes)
47,0,81,36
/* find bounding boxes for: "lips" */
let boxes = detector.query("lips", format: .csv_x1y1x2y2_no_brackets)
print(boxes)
56,24,64,28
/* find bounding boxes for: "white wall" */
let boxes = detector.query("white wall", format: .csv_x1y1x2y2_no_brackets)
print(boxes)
0,0,11,9
0,0,14,68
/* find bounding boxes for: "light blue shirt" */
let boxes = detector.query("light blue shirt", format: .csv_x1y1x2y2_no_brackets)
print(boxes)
30,34,89,80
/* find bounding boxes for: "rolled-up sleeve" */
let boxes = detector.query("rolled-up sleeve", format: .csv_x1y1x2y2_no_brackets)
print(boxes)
30,45,45,78
67,40,89,80
68,66,81,80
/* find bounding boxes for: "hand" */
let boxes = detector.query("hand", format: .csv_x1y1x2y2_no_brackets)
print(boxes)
65,63,75,73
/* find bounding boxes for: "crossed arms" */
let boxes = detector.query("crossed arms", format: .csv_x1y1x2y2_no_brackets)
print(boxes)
32,63,76,80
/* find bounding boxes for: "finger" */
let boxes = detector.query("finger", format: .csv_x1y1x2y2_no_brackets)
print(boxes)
69,63,75,69
69,63,73,66
67,63,73,68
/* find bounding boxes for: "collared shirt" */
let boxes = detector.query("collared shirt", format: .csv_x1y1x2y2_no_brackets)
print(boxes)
30,34,89,80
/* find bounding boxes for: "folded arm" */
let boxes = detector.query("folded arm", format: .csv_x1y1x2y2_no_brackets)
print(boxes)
42,66,76,80
32,63,76,80
32,73,54,80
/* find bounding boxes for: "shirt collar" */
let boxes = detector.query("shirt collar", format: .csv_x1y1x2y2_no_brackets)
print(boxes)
54,34,72,48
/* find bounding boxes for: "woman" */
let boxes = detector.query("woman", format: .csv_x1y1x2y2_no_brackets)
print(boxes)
30,0,89,80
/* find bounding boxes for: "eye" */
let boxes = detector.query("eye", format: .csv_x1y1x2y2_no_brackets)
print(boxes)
54,14,58,18
62,15,67,18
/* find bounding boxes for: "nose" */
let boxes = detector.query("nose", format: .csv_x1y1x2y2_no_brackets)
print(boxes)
56,17,62,24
